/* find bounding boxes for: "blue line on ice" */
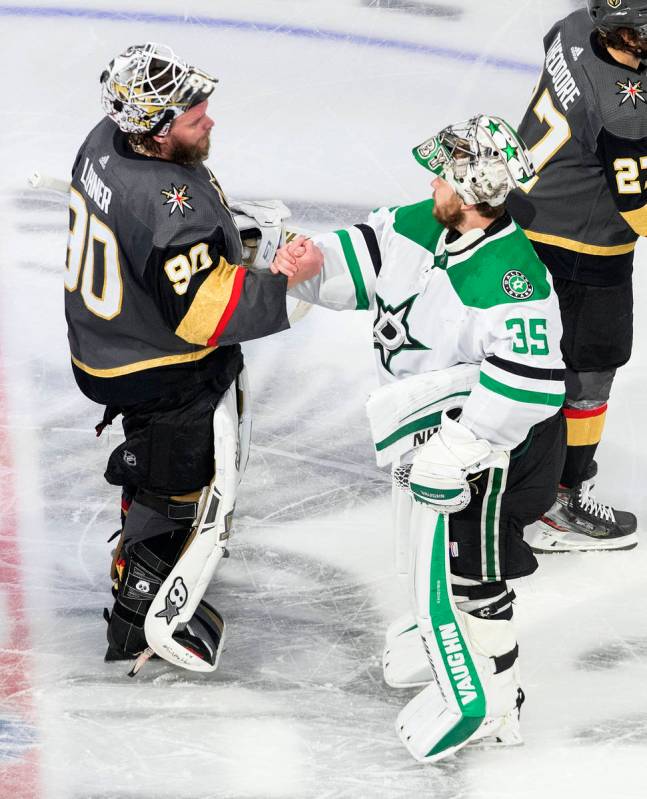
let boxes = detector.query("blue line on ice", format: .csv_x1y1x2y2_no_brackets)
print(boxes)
1,4,538,74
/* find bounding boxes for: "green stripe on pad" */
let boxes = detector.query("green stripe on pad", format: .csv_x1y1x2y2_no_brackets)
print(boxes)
411,483,463,503
375,411,442,451
480,372,564,407
400,390,471,423
427,513,485,757
334,229,369,310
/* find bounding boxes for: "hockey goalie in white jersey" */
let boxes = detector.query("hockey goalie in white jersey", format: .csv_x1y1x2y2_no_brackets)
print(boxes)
272,116,566,762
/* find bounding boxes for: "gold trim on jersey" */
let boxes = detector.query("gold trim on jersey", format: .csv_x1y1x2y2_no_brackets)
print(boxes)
524,230,636,256
565,412,606,447
71,346,217,377
175,258,240,345
620,205,647,237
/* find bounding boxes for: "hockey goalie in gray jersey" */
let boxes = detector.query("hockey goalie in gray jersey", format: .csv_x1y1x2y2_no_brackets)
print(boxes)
65,43,319,673
272,116,566,762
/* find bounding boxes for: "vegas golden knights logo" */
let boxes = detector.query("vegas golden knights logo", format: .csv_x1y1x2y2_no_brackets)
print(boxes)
607,0,621,9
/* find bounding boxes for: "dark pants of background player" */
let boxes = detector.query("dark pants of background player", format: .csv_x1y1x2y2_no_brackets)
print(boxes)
448,411,566,583
553,276,633,488
104,374,237,547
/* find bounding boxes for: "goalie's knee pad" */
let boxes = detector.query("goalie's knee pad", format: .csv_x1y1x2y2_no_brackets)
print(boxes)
383,581,516,688
105,495,196,660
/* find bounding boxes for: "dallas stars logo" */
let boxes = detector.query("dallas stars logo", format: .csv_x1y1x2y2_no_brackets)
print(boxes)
373,294,429,374
502,270,534,300
616,78,646,109
161,183,194,216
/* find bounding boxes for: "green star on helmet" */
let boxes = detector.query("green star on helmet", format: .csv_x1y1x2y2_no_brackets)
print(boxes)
487,119,501,135
503,142,518,162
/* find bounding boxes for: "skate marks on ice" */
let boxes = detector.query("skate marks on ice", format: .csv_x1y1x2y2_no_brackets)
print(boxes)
52,544,476,799
359,0,463,20
577,637,647,671
570,637,647,747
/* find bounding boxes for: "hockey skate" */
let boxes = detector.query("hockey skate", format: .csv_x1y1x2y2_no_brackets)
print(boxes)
524,463,638,553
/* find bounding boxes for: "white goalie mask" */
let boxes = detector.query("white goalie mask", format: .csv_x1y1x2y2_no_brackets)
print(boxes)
412,115,535,207
100,42,218,136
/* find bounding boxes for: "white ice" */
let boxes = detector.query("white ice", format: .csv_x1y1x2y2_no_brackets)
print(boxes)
1,1,646,797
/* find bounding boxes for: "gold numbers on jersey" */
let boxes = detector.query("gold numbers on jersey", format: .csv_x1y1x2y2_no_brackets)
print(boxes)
164,242,213,295
613,157,647,194
520,89,572,194
65,188,123,320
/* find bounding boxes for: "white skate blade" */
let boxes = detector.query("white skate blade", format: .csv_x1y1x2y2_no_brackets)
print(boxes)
383,627,433,687
385,611,417,645
396,680,485,763
525,518,638,553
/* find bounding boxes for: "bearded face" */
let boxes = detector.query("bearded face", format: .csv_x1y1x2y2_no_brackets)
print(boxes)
432,178,465,229
166,134,211,166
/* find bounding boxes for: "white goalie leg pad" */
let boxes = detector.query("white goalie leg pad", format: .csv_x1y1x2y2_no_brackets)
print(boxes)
385,611,418,645
392,462,414,576
144,369,250,672
396,504,522,762
384,625,434,688
461,613,523,749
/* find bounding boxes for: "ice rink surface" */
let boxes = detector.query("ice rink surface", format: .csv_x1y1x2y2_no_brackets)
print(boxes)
1,0,647,796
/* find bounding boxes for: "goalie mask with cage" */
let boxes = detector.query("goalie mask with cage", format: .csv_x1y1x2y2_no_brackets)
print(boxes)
412,115,535,207
100,42,218,137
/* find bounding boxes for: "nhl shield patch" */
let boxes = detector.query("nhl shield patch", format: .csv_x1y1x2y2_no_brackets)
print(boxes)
502,270,533,300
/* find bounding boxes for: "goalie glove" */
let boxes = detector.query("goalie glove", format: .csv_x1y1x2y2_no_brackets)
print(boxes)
408,411,495,513
230,199,291,269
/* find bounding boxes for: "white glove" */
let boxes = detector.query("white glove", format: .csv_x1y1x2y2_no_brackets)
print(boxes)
229,199,291,269
408,411,494,513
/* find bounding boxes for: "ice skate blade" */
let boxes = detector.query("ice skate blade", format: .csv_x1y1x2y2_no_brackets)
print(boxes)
525,519,638,554
466,713,523,749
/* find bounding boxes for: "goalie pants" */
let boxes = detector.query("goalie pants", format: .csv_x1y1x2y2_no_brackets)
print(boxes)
448,411,565,583
103,363,242,545
549,274,632,488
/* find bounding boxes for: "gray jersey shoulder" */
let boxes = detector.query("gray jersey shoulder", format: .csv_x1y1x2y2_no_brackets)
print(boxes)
74,117,233,251
556,9,647,142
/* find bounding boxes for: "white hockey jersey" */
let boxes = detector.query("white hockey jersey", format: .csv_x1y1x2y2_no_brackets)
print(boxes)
290,199,565,451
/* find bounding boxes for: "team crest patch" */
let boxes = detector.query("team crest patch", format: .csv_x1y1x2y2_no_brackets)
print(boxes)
616,78,646,108
161,183,194,216
607,0,621,8
502,270,533,299
373,294,429,373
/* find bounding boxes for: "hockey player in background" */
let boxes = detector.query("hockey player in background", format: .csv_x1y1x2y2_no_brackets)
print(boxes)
507,0,645,552
272,117,566,761
64,43,319,670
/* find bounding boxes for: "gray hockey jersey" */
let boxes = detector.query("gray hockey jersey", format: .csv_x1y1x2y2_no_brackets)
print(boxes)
65,117,289,404
508,8,647,285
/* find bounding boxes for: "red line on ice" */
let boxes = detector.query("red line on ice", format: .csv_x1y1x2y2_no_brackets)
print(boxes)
0,358,40,797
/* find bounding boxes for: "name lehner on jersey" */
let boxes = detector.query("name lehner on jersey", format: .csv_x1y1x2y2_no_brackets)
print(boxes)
79,157,112,213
